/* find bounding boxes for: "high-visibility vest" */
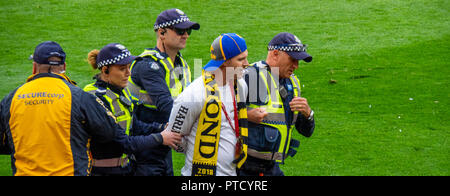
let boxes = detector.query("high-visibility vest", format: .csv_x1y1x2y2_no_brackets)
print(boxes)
83,83,133,135
127,49,191,109
246,61,301,163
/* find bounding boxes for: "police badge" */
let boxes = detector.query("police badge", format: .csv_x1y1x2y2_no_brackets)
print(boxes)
150,62,160,70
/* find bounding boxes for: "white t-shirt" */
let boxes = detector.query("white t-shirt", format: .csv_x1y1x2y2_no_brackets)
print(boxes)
167,76,247,176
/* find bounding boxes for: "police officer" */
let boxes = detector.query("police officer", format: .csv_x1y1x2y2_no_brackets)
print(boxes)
128,8,200,176
239,32,316,176
84,43,181,176
0,41,165,176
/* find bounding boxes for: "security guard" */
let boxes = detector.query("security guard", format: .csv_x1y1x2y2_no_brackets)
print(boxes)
83,43,181,176
240,33,316,176
128,8,200,176
0,41,164,176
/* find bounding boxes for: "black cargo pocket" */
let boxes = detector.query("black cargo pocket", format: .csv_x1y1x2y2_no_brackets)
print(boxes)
263,126,280,152
248,126,265,151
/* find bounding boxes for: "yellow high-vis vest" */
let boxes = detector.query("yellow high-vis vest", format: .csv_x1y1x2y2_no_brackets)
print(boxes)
83,84,133,135
127,49,191,109
247,62,301,162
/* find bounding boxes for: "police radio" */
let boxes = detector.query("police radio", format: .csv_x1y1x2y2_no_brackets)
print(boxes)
279,85,288,100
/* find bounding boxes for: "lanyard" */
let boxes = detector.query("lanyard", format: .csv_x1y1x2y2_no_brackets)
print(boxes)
221,82,242,157
221,82,240,138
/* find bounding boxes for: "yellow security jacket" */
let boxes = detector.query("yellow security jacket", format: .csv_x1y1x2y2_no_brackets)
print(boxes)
0,73,122,176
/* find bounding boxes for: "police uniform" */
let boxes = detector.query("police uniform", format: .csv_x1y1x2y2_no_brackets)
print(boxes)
129,47,191,123
127,8,199,176
83,77,165,176
240,61,315,176
128,47,191,176
239,33,315,176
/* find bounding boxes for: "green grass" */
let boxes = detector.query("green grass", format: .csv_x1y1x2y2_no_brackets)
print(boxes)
0,0,448,176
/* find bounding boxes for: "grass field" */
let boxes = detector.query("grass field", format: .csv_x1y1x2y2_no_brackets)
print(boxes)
0,0,448,176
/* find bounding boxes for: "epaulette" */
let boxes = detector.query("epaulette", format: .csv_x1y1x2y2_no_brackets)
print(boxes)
154,52,165,60
95,87,107,97
254,61,268,69
133,56,143,61
139,49,165,60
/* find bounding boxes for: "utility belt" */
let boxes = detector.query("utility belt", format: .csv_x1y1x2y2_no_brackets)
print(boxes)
246,124,300,163
247,149,283,161
93,157,129,168
240,156,275,173
243,145,298,174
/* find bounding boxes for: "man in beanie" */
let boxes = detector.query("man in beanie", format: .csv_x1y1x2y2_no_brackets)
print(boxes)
128,8,200,176
165,33,249,176
239,32,316,176
0,41,171,176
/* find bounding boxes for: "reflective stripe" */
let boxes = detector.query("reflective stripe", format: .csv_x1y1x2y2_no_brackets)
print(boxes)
262,113,288,125
251,68,284,114
289,75,301,124
92,157,128,167
159,51,191,98
247,148,283,161
127,80,154,106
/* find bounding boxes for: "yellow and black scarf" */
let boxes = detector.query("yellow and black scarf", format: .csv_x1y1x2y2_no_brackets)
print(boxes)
191,71,248,176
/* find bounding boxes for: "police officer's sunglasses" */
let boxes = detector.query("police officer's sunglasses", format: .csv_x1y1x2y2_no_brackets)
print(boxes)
168,27,192,36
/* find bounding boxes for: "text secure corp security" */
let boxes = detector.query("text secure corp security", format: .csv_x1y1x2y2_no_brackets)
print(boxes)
16,92,64,106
